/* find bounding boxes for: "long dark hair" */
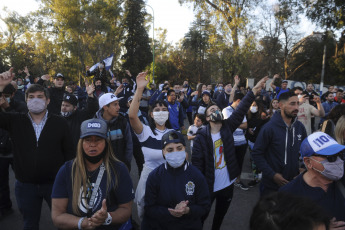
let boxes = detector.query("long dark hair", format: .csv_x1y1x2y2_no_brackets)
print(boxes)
148,100,172,135
247,99,265,120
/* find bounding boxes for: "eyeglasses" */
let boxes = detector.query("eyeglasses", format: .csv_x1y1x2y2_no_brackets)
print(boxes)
312,152,343,163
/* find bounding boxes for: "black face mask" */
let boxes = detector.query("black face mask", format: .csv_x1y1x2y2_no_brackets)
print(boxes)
83,143,107,164
95,85,102,90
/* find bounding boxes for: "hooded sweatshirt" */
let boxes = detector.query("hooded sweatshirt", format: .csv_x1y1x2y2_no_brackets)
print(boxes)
251,110,307,191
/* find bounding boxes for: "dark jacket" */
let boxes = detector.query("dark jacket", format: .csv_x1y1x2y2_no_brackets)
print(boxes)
143,162,210,230
96,110,133,170
0,99,28,157
251,111,307,191
188,96,213,115
216,91,231,110
192,91,255,194
65,96,99,151
0,111,74,184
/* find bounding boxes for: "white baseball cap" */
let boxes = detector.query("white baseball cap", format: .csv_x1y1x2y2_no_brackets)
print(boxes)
98,93,123,109
300,132,345,157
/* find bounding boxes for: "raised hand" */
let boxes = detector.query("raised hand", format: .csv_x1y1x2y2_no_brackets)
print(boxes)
252,76,269,95
234,75,240,86
114,84,124,96
136,72,148,90
41,74,51,81
89,199,108,227
86,83,95,96
24,66,30,75
0,68,15,91
125,70,132,77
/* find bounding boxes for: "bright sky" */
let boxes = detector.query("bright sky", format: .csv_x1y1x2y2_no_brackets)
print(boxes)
0,0,317,43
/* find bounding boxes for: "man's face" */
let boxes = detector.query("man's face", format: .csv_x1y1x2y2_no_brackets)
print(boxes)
95,80,102,86
326,93,334,102
202,85,207,91
61,101,76,113
183,81,188,86
202,94,210,103
224,84,232,93
205,105,220,122
17,79,23,86
54,77,64,88
66,87,73,94
307,84,313,92
279,96,299,118
103,100,120,117
26,91,50,107
173,85,180,92
336,91,343,99
207,85,212,91
281,82,288,90
122,78,129,84
167,92,176,104
329,86,334,92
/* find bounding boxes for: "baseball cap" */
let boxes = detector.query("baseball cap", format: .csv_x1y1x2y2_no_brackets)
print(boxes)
300,132,345,158
99,93,123,109
63,94,78,106
201,90,211,97
162,130,186,149
80,118,107,139
127,96,134,103
54,73,65,80
282,80,288,84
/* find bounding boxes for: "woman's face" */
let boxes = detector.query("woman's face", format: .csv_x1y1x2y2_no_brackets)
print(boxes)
272,100,279,109
150,103,168,119
203,94,210,103
202,85,207,91
82,136,106,157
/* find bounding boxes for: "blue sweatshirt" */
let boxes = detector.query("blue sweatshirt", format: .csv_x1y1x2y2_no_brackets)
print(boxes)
143,162,211,230
251,111,307,192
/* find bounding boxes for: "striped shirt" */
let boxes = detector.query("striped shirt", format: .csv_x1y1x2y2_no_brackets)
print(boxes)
28,111,48,142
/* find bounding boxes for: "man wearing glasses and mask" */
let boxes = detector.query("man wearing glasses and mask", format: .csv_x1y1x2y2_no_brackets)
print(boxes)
280,132,345,229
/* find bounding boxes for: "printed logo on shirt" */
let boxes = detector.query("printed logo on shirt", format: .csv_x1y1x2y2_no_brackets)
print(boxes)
214,138,226,169
185,181,195,195
297,134,302,141
78,183,102,214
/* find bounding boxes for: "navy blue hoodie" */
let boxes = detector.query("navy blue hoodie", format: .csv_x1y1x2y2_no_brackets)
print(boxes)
143,162,210,230
251,110,307,191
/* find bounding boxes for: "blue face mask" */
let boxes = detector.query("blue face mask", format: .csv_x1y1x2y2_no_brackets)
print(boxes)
165,151,186,168
123,83,128,87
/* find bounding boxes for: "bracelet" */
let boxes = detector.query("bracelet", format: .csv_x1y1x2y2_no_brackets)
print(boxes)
78,217,85,230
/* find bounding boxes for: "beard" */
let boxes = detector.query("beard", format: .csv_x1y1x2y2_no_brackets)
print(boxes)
283,108,298,119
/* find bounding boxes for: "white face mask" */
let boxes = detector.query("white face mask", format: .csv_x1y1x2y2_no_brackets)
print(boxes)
27,98,46,114
250,106,258,113
153,111,169,126
5,97,10,104
165,151,186,168
297,95,303,99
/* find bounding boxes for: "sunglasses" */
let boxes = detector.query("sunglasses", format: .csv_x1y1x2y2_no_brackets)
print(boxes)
312,152,343,163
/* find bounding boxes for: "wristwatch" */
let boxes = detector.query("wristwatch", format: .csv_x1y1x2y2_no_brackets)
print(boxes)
103,212,112,225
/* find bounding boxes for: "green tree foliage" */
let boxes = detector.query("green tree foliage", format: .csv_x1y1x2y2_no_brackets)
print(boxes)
122,0,152,77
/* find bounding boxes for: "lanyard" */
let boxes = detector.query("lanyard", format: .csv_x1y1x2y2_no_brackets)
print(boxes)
87,162,105,217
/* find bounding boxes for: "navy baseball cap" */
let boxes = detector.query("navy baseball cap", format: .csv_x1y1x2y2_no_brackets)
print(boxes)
282,80,288,84
201,90,211,97
300,132,345,158
63,94,78,106
80,119,108,139
162,130,186,149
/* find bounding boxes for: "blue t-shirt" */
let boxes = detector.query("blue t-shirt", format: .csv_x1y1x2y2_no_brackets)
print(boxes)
275,86,289,99
52,160,134,229
280,172,345,221
167,101,181,130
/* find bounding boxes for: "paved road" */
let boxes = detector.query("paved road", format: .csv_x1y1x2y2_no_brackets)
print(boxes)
1,137,260,230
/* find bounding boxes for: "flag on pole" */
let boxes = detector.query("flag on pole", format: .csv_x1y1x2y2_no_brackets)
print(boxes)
89,53,114,72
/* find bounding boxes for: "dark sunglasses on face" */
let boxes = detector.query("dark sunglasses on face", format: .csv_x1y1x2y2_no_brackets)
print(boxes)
312,152,344,163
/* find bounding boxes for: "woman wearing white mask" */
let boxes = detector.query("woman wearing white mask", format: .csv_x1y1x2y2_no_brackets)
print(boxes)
142,131,210,230
129,72,173,222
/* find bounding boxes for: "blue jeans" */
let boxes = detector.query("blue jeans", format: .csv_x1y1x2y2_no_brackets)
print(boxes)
15,180,53,230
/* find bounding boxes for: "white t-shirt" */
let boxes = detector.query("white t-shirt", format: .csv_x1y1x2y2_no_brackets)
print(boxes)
211,132,234,192
140,89,151,107
136,124,172,170
298,102,318,136
187,124,204,148
222,106,247,146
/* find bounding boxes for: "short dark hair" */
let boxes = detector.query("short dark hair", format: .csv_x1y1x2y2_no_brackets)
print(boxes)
292,86,303,93
324,91,333,98
25,84,50,100
167,89,175,96
234,92,245,101
3,84,16,95
205,102,218,115
278,91,297,102
338,89,344,93
250,192,330,230
195,114,206,124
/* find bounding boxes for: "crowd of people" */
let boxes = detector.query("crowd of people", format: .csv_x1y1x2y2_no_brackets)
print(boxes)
0,64,344,230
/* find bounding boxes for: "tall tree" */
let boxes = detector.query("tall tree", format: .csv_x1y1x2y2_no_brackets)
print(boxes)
122,0,152,76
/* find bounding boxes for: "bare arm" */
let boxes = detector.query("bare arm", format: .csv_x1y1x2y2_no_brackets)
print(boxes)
238,122,247,130
128,72,148,134
311,96,325,117
270,74,279,91
229,75,240,104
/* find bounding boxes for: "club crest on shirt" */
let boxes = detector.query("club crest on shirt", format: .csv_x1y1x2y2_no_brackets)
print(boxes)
185,181,195,195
